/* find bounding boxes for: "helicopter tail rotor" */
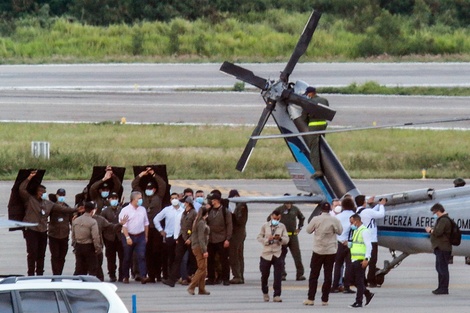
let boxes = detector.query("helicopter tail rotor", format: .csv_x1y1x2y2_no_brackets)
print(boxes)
281,89,336,121
236,100,275,172
280,10,322,83
220,61,268,90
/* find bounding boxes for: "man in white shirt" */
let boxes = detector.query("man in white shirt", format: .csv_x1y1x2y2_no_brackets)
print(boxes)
332,197,356,293
355,195,387,287
154,192,184,284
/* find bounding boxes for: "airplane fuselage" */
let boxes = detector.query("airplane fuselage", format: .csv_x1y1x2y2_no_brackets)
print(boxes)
377,185,470,255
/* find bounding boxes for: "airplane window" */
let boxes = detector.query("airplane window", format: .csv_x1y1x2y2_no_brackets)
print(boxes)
0,292,14,313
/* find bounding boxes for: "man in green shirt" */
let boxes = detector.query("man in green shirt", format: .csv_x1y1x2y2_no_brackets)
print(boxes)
269,197,306,281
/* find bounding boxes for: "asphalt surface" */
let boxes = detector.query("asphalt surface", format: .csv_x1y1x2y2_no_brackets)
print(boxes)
1,90,469,128
1,63,469,128
1,179,469,313
1,63,470,89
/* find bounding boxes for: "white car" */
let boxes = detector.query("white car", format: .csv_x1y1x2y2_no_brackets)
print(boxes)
0,275,129,313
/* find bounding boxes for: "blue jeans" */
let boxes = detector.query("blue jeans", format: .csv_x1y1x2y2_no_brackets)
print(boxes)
434,248,451,292
122,233,147,278
260,256,283,297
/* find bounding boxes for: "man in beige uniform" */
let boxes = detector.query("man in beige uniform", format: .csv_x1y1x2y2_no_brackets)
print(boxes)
257,210,289,303
72,201,102,277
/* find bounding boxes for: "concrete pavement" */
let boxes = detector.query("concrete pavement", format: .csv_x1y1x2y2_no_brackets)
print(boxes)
1,179,469,312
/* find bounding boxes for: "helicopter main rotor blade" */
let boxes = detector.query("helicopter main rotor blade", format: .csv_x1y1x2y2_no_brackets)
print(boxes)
280,10,322,83
236,102,275,172
250,117,470,140
220,61,268,90
282,89,336,121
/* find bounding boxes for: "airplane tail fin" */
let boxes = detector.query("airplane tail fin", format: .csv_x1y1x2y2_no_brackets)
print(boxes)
286,162,324,195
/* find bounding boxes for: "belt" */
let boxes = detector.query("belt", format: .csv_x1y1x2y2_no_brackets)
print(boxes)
308,121,327,126
287,232,298,236
129,232,144,236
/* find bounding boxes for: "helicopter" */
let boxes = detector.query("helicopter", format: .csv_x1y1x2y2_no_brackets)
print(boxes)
219,9,470,285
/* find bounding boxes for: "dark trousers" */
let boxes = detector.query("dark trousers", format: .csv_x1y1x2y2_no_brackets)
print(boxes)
260,256,283,297
333,243,352,289
104,237,124,280
164,237,176,278
229,234,246,280
96,252,104,281
307,252,335,302
366,242,378,285
49,236,69,275
24,229,47,276
434,248,451,292
74,243,99,277
351,260,371,305
306,125,327,173
281,235,304,278
146,228,166,280
181,249,197,279
122,233,147,279
169,235,192,282
207,241,230,282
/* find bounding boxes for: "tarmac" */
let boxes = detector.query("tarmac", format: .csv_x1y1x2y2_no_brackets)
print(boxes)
1,179,469,312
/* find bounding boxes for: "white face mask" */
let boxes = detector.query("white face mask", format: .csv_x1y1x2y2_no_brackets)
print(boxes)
171,199,180,207
145,189,155,196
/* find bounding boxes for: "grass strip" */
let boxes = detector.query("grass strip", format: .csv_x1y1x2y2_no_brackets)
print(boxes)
0,122,468,180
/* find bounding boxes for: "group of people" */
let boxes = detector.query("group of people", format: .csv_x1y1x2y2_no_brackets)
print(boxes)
17,165,457,305
261,193,457,307
17,167,249,296
259,194,386,308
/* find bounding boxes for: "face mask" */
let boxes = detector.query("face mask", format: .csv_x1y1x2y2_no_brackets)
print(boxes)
110,199,119,207
145,189,155,196
57,196,65,203
351,224,357,231
41,193,48,200
101,191,109,198
171,199,180,207
137,199,143,206
271,220,280,226
195,197,204,204
433,214,438,219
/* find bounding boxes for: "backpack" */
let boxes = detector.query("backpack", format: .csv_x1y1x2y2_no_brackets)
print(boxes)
442,215,462,246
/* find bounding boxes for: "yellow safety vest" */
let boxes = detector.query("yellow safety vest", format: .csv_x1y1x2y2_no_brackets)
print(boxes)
350,225,367,261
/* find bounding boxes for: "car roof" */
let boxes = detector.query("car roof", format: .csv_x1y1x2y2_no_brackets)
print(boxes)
0,275,117,292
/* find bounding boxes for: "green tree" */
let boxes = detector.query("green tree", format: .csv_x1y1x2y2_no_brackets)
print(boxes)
413,0,432,29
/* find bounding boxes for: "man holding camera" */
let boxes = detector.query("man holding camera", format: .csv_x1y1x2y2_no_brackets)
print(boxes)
355,195,387,287
257,210,289,303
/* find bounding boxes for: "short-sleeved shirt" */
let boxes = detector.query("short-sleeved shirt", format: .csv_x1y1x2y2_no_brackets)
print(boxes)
119,203,149,235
